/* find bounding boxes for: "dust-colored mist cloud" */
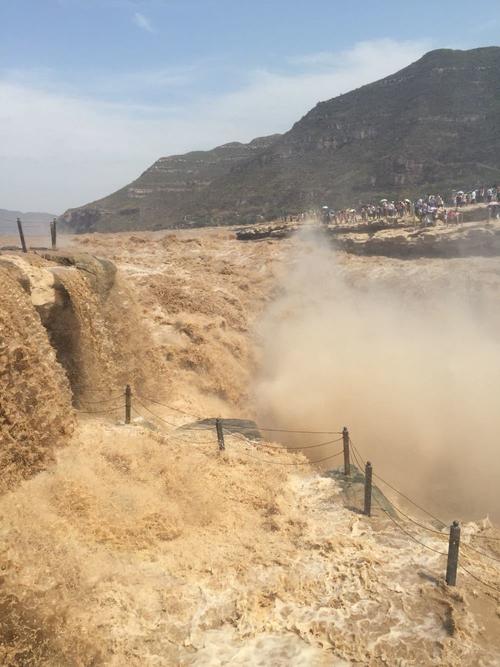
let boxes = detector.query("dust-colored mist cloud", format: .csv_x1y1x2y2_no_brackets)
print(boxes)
253,227,500,521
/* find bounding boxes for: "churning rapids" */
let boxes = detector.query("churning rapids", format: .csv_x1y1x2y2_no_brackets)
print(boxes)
0,223,499,665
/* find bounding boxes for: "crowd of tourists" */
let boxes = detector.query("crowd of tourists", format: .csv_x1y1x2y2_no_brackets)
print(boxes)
453,186,499,207
319,184,500,226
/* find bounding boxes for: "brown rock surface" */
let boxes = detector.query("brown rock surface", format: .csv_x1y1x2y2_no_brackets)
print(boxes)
335,220,500,258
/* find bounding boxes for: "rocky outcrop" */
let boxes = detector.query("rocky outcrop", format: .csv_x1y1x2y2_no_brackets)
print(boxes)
236,222,299,241
333,220,500,258
60,135,281,233
38,251,117,301
234,213,500,258
58,207,103,235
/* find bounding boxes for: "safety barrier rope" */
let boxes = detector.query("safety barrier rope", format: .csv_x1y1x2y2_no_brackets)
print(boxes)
133,396,183,428
77,406,123,415
387,502,447,538
222,429,345,467
67,381,124,393
131,406,216,446
349,438,447,529
458,562,500,594
134,392,202,419
69,383,500,591
375,502,448,557
135,391,344,436
76,394,124,406
461,542,500,565
349,439,500,595
259,435,344,451
231,447,345,467
237,424,343,435
351,440,500,560
470,533,500,542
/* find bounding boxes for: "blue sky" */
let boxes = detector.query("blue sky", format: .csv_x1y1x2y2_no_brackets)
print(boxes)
1,0,499,212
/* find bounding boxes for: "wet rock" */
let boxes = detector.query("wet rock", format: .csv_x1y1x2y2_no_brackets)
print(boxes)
38,251,117,301
335,221,500,258
236,223,298,241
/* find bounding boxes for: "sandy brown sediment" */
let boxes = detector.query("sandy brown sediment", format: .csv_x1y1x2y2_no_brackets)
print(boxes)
73,228,288,416
0,224,499,664
0,419,499,665
1,419,495,665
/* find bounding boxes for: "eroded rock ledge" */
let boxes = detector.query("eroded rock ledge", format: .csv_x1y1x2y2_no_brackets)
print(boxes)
334,220,500,258
236,219,500,259
0,251,118,492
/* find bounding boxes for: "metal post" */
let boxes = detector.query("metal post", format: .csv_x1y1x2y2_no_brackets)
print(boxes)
125,384,132,424
17,218,27,253
342,427,350,476
50,218,57,250
364,461,373,516
216,418,225,451
445,521,461,586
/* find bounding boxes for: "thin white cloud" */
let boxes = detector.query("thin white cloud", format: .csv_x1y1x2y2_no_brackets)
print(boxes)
133,11,154,33
208,39,430,136
289,39,431,71
288,51,340,66
0,39,429,212
93,67,195,94
0,64,195,99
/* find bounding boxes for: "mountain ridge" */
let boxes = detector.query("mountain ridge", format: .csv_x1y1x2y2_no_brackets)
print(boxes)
60,135,281,233
0,209,56,234
61,46,500,233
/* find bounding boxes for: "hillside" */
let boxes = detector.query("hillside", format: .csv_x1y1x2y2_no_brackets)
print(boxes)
61,47,500,232
60,135,280,233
